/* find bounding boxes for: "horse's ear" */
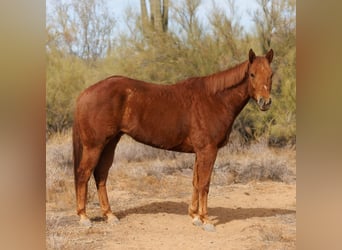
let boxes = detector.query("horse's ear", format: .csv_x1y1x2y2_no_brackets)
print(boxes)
249,49,256,64
266,49,274,63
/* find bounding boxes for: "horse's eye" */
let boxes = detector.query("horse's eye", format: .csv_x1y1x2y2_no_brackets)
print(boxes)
250,73,255,78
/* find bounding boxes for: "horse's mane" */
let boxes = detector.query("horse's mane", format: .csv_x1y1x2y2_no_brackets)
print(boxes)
204,61,249,94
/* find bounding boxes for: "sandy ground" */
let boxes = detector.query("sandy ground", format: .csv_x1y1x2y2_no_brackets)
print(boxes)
46,178,295,249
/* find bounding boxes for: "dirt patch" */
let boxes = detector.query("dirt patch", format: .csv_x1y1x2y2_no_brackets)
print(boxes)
46,180,295,249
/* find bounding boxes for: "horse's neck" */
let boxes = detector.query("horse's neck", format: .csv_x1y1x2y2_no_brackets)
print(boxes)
217,79,250,117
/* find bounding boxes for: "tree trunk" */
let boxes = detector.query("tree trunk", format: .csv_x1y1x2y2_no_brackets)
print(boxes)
140,0,168,34
162,0,169,32
153,0,163,32
149,0,156,29
140,0,150,34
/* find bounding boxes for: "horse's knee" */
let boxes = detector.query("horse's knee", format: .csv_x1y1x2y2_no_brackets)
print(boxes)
204,184,210,193
76,168,92,183
198,183,210,194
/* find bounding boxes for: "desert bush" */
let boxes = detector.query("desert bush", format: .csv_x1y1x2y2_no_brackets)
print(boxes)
213,140,295,185
46,131,74,205
46,50,86,135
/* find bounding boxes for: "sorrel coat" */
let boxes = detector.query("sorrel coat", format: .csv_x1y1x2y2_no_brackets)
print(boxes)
73,49,274,231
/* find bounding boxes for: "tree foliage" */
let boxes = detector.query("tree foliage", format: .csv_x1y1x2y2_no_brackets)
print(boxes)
46,0,296,146
47,0,115,62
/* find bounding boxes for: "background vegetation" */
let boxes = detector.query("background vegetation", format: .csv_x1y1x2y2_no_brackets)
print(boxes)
46,0,296,146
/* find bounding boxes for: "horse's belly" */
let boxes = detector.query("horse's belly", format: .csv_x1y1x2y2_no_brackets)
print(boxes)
120,90,192,152
121,114,192,152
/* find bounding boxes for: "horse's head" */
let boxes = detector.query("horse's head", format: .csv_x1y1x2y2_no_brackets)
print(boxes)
247,49,274,111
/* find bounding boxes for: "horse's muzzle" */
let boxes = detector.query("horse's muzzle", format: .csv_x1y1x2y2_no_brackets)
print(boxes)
257,97,272,111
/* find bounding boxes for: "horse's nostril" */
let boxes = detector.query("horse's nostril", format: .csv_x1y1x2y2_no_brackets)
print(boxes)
259,98,272,107
258,98,265,106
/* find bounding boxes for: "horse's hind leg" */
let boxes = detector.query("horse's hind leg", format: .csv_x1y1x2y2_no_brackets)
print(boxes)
93,136,121,224
75,146,102,227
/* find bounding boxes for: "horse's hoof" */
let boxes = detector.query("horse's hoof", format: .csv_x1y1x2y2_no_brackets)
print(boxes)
192,217,203,227
202,223,216,232
107,215,119,225
79,217,92,228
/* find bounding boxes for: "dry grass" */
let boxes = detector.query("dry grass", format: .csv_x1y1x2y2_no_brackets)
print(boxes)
46,215,68,249
257,214,296,249
46,131,75,210
213,141,296,185
239,213,296,250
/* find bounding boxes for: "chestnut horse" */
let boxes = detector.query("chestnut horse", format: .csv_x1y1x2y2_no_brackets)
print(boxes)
73,49,274,231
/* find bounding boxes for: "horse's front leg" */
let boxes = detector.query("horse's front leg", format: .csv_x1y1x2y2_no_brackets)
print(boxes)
190,145,217,231
189,160,201,226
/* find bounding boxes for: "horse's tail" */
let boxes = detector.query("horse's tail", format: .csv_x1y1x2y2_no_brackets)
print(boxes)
72,118,82,181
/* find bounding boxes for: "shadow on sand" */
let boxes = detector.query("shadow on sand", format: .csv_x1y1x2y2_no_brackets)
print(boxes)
110,201,295,226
